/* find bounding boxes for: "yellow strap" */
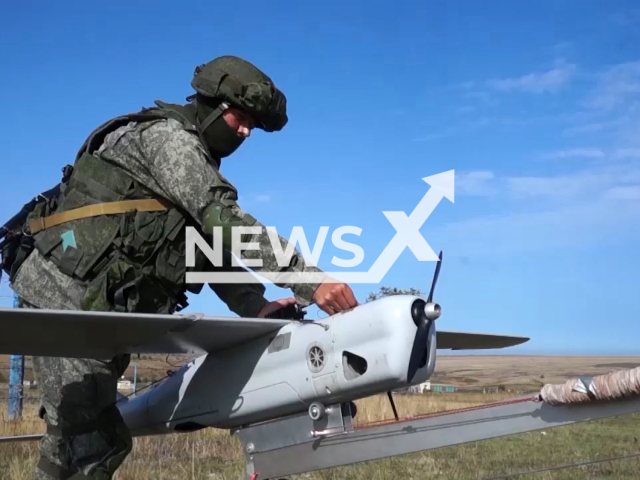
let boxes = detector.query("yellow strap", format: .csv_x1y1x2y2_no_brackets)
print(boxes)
28,199,169,234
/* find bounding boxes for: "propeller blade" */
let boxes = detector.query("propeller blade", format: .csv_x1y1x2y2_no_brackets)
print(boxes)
408,251,443,383
427,251,443,303
407,312,430,383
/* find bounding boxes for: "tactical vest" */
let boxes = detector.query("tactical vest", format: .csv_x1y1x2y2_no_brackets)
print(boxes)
4,102,214,314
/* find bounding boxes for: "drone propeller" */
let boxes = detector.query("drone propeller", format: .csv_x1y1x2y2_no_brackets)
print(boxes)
427,251,442,304
407,250,442,383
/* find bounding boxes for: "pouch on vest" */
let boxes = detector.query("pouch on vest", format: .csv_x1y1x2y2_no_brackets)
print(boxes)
33,153,134,281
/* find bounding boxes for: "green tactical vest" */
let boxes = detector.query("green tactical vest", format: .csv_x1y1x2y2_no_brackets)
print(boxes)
30,101,213,314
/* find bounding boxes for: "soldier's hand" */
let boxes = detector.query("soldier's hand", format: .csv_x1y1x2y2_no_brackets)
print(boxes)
312,278,358,315
257,297,297,318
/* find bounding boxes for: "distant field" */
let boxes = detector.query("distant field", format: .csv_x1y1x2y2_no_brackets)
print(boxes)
0,354,196,385
4,354,640,390
431,355,640,390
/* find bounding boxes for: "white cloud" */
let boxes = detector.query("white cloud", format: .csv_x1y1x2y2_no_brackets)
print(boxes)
563,119,626,136
562,61,640,137
428,166,640,255
432,166,640,256
541,148,606,160
486,62,577,94
456,171,497,196
508,171,608,198
507,165,640,199
584,60,640,111
605,185,640,200
431,194,640,256
425,60,640,257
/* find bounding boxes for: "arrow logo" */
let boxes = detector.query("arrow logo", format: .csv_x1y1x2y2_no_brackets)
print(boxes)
368,170,454,281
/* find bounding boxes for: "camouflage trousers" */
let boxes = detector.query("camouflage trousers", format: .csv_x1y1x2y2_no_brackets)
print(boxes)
32,353,133,479
26,301,133,479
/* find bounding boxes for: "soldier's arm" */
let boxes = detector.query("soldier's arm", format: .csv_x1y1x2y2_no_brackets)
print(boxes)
208,281,269,318
205,251,269,318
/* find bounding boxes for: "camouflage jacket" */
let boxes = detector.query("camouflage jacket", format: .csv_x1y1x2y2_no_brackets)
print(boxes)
12,116,325,315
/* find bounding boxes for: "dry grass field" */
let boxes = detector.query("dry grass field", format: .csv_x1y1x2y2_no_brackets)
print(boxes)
2,356,640,479
431,355,640,390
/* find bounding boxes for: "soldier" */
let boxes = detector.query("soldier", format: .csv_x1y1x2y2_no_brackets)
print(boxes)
2,55,358,479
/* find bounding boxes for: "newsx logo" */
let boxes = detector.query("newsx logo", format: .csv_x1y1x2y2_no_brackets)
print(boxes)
185,170,454,284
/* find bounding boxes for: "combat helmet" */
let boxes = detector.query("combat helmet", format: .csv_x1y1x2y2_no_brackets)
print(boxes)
190,55,288,132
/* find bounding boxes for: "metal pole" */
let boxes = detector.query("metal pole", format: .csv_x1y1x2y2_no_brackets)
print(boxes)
8,292,24,420
133,363,137,396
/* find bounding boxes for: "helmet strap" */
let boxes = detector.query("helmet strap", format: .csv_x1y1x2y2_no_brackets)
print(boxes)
192,97,245,160
198,102,227,133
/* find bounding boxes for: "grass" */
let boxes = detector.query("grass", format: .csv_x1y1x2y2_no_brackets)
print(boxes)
2,391,640,479
428,355,640,390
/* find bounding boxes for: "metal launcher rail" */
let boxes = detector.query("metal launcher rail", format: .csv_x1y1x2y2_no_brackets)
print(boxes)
233,394,640,480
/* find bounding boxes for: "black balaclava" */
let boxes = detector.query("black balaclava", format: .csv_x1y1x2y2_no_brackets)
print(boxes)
195,94,245,159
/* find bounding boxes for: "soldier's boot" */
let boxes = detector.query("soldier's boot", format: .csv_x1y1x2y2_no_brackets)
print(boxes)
34,404,133,480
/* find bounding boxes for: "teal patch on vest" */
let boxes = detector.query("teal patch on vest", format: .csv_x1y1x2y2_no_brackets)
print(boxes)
61,230,77,251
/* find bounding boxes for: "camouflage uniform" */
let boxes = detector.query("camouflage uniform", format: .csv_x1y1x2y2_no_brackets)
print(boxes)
9,60,325,478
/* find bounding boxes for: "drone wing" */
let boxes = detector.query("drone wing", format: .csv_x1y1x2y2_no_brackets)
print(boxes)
0,308,292,359
0,307,529,358
437,330,529,350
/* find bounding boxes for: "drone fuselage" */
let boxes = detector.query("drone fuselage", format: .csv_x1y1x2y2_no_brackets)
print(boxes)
119,295,436,436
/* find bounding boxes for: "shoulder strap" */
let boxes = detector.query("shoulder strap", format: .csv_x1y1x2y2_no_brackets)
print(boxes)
74,101,221,169
153,100,199,130
76,109,170,159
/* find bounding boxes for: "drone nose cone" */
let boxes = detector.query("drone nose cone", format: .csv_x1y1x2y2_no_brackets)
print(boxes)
424,302,441,321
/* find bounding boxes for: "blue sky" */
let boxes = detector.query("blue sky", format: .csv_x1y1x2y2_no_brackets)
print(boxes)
1,1,640,355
